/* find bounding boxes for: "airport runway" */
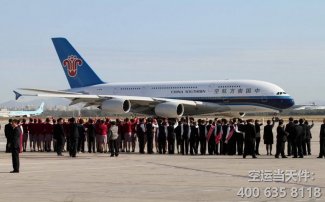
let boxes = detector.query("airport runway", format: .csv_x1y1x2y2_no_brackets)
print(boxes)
0,120,325,202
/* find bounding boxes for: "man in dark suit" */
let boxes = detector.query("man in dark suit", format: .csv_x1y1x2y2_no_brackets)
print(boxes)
53,118,65,156
236,119,245,155
275,120,288,158
10,119,21,173
292,120,304,158
198,119,207,155
285,117,295,156
167,121,176,154
5,119,13,153
182,119,190,155
68,118,79,157
317,119,325,158
145,118,154,154
243,119,257,159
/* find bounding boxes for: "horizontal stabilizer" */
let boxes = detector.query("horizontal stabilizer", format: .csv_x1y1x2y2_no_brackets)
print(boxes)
13,90,22,100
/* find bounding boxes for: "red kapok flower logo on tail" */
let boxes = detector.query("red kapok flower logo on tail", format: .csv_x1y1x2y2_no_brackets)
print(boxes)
63,55,83,77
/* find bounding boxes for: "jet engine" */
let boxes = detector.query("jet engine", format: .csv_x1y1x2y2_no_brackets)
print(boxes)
100,99,131,114
154,102,184,117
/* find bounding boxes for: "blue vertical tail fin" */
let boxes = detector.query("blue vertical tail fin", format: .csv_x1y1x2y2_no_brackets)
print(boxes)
52,37,104,89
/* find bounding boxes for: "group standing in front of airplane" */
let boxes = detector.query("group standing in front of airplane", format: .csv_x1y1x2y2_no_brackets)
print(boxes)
4,116,323,159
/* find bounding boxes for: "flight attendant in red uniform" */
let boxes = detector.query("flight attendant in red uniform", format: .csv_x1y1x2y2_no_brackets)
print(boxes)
44,118,53,152
36,119,44,152
105,118,111,151
28,119,35,152
99,120,108,153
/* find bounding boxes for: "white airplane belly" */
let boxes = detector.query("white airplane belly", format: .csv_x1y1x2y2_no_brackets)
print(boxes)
226,105,279,113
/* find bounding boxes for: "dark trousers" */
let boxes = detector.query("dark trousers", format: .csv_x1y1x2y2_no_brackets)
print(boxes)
221,141,227,155
190,138,197,155
287,138,293,156
255,137,261,154
147,134,154,154
227,138,236,155
66,137,71,152
158,139,166,154
215,143,219,155
236,133,244,155
110,139,119,156
69,138,78,157
195,138,200,154
208,138,215,155
168,139,175,154
303,139,311,155
275,141,285,157
243,139,256,157
11,148,20,172
6,139,11,153
53,140,57,152
292,138,303,157
319,138,325,157
181,138,189,155
56,139,64,155
200,138,206,155
88,136,96,153
219,141,224,155
138,135,145,154
78,135,85,152
297,138,303,157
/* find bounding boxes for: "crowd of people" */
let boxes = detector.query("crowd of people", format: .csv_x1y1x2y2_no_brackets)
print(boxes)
3,116,325,160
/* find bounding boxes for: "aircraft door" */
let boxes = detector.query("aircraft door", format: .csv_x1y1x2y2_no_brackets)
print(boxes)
208,83,218,93
113,87,120,95
141,86,147,96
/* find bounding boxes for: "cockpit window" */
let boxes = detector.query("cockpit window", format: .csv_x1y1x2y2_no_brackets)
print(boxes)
276,92,286,95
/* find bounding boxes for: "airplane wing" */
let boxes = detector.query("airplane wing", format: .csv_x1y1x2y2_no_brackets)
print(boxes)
15,89,228,116
18,88,198,104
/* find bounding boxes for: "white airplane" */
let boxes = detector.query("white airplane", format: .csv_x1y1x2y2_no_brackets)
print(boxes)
0,102,44,117
15,38,295,117
294,102,325,110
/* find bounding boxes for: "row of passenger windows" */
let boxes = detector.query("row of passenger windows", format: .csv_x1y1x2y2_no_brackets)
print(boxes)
218,85,241,88
120,87,199,90
121,88,141,90
120,86,246,90
152,86,198,90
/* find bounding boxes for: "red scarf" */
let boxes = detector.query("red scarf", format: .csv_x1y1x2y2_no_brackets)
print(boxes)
207,125,215,141
226,127,235,143
215,126,223,144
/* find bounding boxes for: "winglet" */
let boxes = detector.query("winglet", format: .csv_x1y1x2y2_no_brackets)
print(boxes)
13,91,22,100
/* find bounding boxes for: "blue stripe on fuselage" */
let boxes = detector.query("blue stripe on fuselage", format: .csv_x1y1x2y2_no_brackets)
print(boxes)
165,96,295,110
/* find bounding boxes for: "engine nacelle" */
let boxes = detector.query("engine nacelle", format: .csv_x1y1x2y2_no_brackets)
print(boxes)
100,99,131,114
154,102,184,118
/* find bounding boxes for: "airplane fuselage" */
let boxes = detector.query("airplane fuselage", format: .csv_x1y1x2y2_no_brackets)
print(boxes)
69,79,295,115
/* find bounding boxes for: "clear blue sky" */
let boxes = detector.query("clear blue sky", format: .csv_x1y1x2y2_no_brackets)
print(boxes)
0,0,324,104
